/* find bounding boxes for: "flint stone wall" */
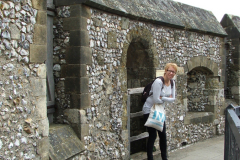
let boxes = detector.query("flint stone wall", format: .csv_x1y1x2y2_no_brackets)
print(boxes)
53,3,226,159
0,0,228,159
0,0,49,160
221,14,240,104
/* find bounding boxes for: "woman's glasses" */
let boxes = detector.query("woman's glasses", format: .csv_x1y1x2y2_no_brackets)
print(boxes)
167,70,176,74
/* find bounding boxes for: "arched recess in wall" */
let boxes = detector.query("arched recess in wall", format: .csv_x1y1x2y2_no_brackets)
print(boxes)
185,56,220,115
120,27,158,155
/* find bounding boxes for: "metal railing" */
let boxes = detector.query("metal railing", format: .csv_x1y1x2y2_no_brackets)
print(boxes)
224,104,240,160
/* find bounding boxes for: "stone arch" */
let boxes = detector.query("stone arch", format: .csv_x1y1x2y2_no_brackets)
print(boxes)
119,27,158,155
120,27,158,69
186,56,218,76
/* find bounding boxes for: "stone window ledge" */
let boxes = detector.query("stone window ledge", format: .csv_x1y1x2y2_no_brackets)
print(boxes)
184,112,214,125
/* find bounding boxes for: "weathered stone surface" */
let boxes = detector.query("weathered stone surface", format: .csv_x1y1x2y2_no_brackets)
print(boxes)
221,14,240,39
0,0,229,159
30,44,47,63
37,64,46,78
9,23,20,40
0,1,46,159
32,0,47,10
184,112,214,124
36,96,47,118
70,30,89,46
30,78,46,96
36,11,47,25
37,137,50,160
108,31,117,48
33,25,47,45
49,124,85,160
70,4,91,18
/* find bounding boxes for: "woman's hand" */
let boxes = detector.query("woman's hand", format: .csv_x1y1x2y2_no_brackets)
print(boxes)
169,95,173,98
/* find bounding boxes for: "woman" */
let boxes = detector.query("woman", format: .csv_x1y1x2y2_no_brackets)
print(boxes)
142,63,177,160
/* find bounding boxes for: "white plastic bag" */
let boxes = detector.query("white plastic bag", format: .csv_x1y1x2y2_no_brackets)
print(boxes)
144,104,166,132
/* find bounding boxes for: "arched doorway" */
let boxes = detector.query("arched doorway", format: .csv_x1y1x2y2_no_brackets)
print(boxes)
124,27,158,155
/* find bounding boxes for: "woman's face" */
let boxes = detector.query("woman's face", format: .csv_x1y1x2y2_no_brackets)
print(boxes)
165,66,176,79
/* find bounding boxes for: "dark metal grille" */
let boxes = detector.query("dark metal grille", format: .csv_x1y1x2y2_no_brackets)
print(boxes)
224,104,240,160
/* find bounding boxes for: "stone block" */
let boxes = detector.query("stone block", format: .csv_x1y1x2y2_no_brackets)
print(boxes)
202,113,214,123
209,48,215,55
65,46,92,65
233,94,240,105
191,57,201,69
9,23,20,40
33,25,47,45
231,86,240,95
201,115,210,123
32,0,47,10
80,77,89,93
70,30,89,46
65,77,80,93
70,4,91,18
121,17,129,29
49,124,85,160
219,42,225,57
232,49,240,60
210,62,218,76
80,124,89,141
36,96,47,119
65,77,88,94
205,105,214,113
80,46,92,65
204,35,209,41
64,109,80,124
30,78,46,96
80,64,87,77
208,96,217,105
61,64,81,77
37,137,49,160
70,93,91,109
40,118,49,137
63,17,80,30
108,31,117,48
37,64,46,78
36,11,47,25
79,110,87,124
93,17,102,27
65,47,80,64
30,44,47,63
61,64,87,77
80,93,91,108
225,26,240,39
184,112,214,125
177,67,184,75
190,117,202,124
200,56,208,68
63,17,87,31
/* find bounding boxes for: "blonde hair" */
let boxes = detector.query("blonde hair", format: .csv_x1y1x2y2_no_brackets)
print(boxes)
164,63,178,73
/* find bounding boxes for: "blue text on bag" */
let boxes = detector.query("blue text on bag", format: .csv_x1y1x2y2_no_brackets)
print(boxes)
152,111,166,122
